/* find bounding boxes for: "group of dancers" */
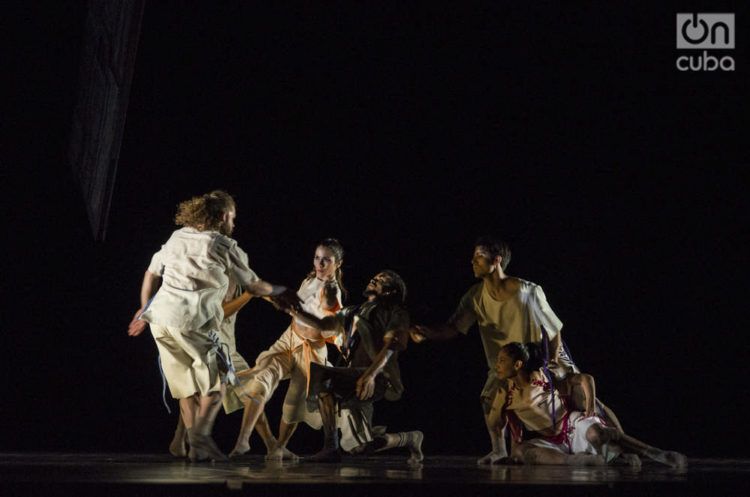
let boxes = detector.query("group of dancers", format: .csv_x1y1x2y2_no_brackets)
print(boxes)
128,190,686,468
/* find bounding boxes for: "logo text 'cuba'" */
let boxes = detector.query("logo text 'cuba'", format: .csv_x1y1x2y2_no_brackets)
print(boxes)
676,13,735,71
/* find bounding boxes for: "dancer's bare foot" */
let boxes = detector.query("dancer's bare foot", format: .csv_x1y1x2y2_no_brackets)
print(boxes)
405,431,424,465
477,451,507,465
265,445,300,462
169,432,187,458
188,430,228,462
660,451,688,469
228,440,251,458
169,418,188,458
643,448,688,468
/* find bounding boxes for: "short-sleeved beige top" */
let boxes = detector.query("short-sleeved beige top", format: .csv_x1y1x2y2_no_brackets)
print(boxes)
141,227,260,330
449,279,563,370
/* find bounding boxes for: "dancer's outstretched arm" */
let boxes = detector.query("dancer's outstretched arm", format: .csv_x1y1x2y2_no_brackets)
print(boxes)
409,322,460,343
223,291,252,318
285,306,340,333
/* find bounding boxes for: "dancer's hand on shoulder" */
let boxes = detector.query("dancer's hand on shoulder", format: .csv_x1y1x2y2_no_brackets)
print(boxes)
323,279,338,298
321,280,339,310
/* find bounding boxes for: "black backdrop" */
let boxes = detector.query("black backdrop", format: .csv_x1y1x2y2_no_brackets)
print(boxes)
4,1,748,458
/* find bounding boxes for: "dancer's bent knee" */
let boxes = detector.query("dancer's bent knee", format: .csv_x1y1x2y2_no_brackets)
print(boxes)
235,380,270,405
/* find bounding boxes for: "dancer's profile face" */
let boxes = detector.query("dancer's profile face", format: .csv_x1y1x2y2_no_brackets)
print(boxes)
495,350,517,380
364,272,391,298
313,246,339,281
220,208,236,236
471,246,494,278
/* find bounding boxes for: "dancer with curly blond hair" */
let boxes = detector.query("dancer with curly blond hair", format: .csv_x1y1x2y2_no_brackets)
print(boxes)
128,190,299,462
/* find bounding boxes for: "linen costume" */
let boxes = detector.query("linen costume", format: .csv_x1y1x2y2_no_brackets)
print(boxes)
503,369,619,461
234,277,342,429
449,279,579,401
306,299,410,453
141,227,260,399
307,300,410,411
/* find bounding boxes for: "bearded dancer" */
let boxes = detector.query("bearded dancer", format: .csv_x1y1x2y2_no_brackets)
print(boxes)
128,190,298,462
290,270,423,464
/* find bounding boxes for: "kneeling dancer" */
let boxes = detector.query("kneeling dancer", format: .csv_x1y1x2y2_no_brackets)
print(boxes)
290,270,423,464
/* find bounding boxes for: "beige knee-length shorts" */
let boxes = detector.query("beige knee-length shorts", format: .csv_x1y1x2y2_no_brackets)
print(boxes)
150,323,223,398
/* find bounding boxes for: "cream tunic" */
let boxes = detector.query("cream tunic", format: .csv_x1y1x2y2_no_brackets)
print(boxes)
142,227,260,331
142,227,260,398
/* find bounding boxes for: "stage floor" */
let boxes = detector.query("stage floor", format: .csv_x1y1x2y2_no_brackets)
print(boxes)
1,453,747,496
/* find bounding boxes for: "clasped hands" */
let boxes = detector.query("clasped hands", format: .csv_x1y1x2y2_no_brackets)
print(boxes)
268,289,303,314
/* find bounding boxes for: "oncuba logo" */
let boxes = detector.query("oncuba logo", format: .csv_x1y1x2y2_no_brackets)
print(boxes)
676,13,735,71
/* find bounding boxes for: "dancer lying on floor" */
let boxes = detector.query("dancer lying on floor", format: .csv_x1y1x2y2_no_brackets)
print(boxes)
488,342,687,468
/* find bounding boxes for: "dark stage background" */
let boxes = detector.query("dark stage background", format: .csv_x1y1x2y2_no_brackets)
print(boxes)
3,2,748,459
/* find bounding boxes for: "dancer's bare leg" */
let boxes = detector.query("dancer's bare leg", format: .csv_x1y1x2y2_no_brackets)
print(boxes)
517,445,605,466
189,387,228,462
266,420,300,461
374,431,425,464
616,432,687,468
586,422,686,468
179,394,200,429
306,393,341,462
177,393,200,459
229,394,267,457
478,395,508,464
278,420,298,447
197,390,224,428
566,374,624,434
597,402,624,433
169,416,188,457
254,411,279,452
